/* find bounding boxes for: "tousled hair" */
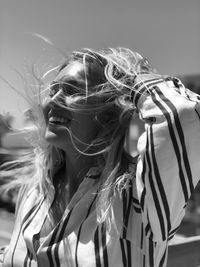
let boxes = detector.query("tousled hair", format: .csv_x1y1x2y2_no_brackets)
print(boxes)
0,47,158,226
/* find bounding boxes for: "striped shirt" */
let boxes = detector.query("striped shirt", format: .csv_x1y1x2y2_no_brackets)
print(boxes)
2,75,200,267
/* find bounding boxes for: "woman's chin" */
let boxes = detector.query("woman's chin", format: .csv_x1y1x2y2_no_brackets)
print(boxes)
44,124,69,149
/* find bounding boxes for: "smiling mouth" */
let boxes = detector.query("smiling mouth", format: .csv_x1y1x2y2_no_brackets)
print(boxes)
48,116,71,125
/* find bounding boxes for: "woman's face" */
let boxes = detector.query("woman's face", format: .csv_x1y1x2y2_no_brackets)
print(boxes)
44,61,103,153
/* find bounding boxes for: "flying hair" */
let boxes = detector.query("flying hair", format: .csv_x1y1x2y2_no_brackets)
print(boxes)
0,47,160,224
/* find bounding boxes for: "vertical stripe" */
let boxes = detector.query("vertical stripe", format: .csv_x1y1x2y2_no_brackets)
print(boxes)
120,184,132,266
143,255,145,267
11,196,45,267
47,245,55,267
126,240,132,267
120,182,132,267
75,193,98,267
28,252,33,267
120,239,127,267
55,209,74,243
101,222,109,267
23,249,33,267
94,226,102,267
151,90,189,202
122,188,127,238
149,239,154,267
122,181,132,239
145,130,166,240
145,222,150,237
47,208,73,267
155,88,194,194
23,250,29,267
140,158,147,211
149,125,171,234
124,181,133,237
22,197,46,266
54,244,60,267
140,223,144,250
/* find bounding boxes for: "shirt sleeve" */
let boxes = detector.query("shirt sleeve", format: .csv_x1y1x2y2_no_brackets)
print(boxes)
134,78,200,242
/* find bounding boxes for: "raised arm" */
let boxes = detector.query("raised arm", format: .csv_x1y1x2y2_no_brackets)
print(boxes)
134,76,200,242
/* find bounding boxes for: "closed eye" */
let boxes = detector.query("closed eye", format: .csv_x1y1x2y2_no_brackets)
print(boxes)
61,82,79,96
49,80,82,97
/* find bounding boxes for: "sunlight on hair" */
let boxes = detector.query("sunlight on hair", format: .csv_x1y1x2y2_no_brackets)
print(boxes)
0,46,161,227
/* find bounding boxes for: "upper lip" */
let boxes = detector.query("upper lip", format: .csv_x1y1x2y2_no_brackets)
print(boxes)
48,108,72,122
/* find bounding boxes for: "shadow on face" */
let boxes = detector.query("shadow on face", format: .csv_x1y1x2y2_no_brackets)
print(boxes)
43,58,113,155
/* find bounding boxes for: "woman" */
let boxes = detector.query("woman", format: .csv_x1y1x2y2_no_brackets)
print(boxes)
1,47,200,267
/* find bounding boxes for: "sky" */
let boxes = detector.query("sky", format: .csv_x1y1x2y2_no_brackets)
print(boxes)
0,0,200,128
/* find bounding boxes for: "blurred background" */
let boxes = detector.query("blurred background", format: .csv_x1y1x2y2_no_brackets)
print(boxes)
0,0,200,264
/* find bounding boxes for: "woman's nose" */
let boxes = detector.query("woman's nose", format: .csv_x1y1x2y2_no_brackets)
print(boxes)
49,89,66,107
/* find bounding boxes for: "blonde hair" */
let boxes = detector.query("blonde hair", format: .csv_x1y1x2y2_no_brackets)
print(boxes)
0,47,157,225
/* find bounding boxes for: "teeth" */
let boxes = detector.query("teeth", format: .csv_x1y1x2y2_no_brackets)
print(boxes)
49,116,69,124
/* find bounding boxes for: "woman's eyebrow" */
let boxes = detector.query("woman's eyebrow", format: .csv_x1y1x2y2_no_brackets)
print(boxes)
49,78,86,94
49,80,77,89
62,79,79,86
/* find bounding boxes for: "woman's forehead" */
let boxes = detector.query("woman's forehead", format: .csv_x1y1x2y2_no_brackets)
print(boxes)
54,60,106,87
55,61,86,84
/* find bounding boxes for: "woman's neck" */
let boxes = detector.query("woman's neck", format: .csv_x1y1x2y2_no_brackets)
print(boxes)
65,153,97,200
